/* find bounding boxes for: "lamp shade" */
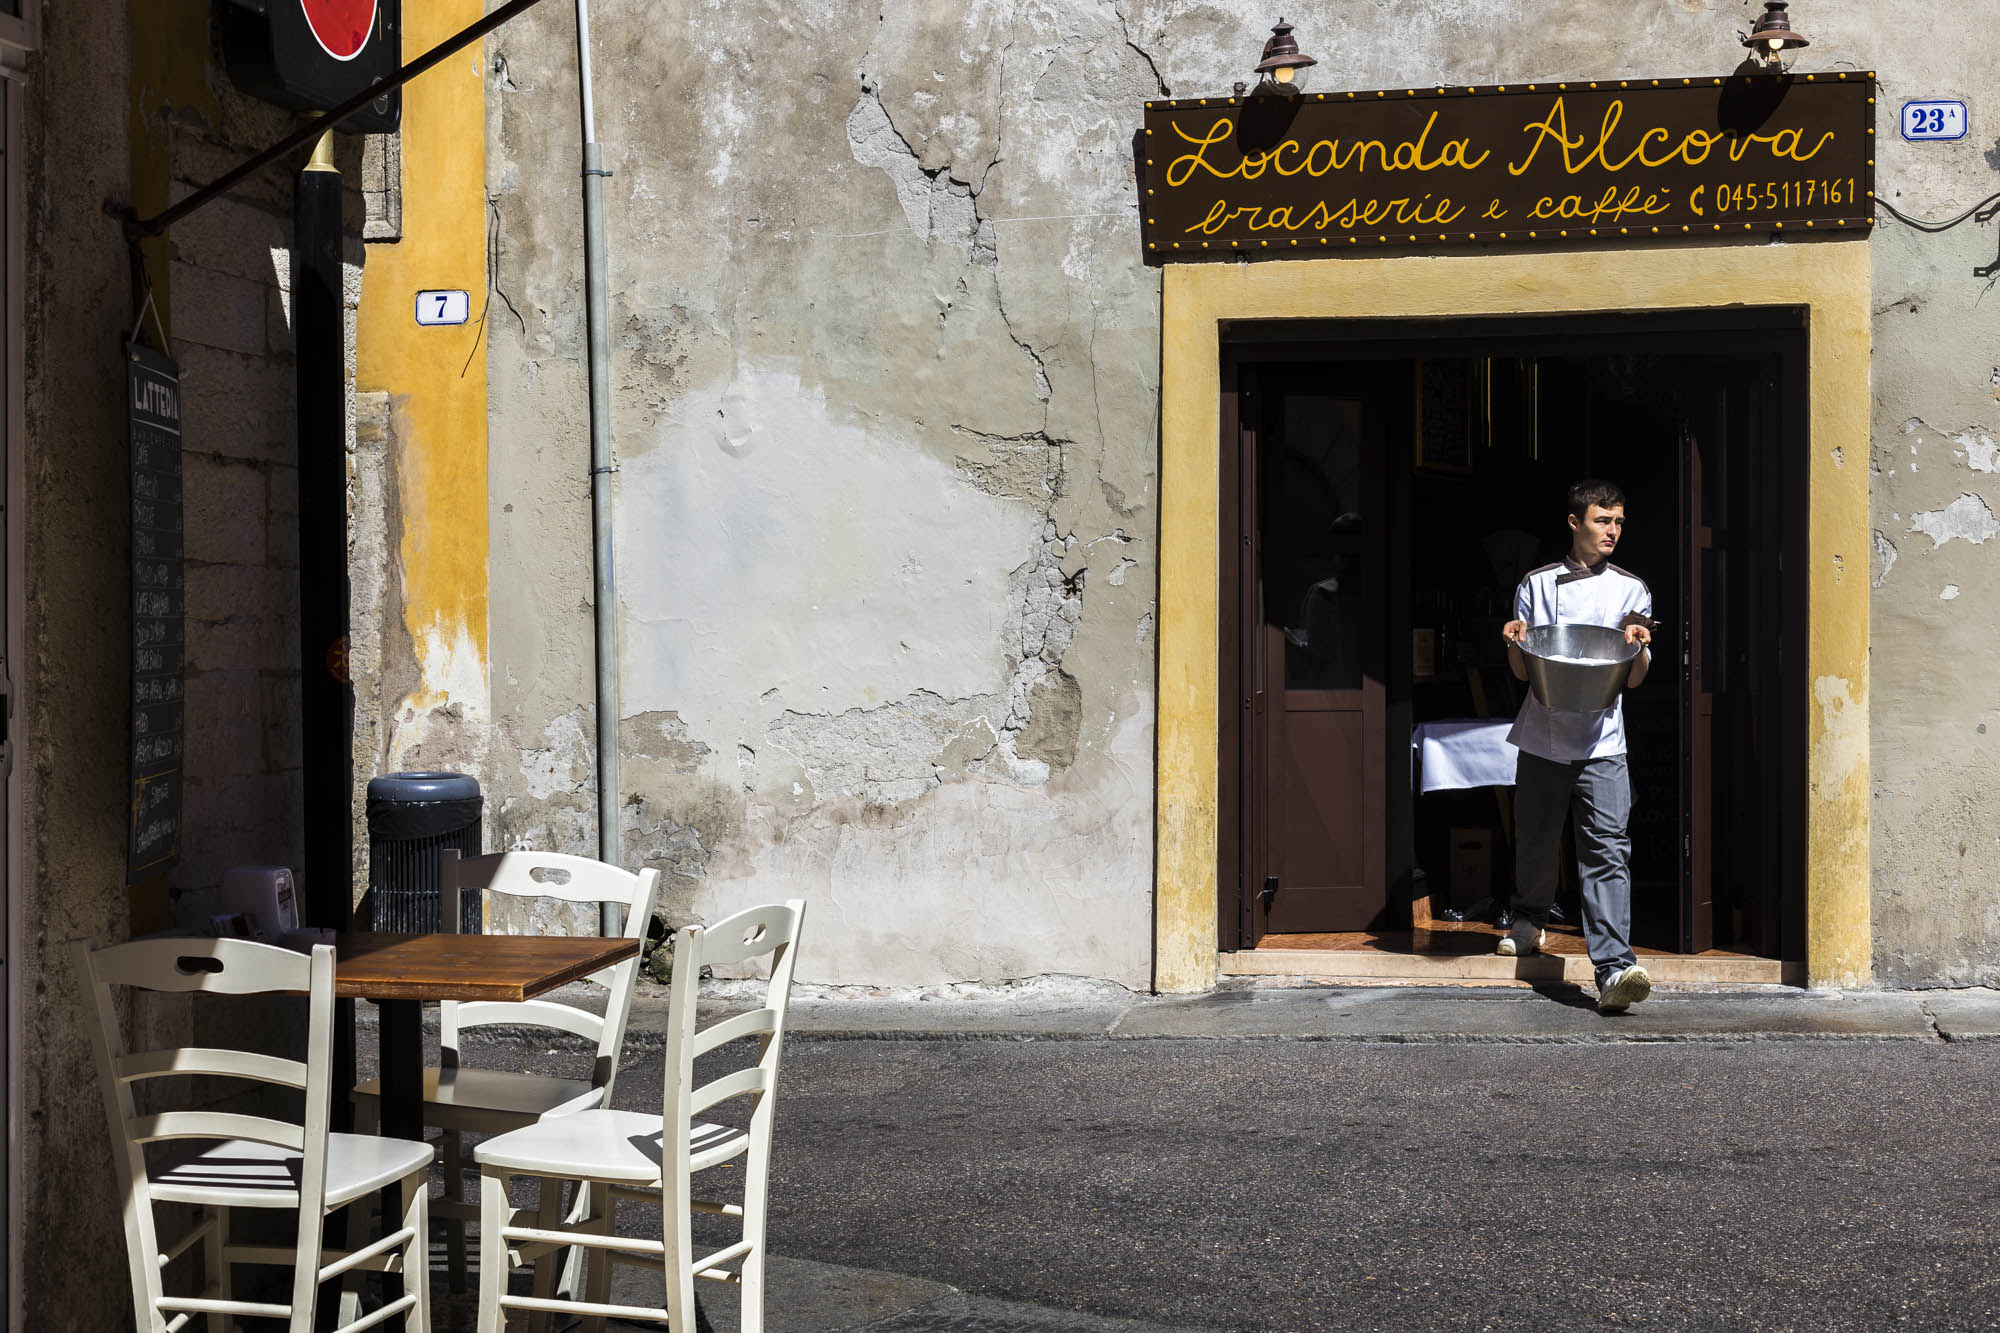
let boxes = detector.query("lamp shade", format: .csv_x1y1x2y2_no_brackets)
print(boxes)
1254,19,1318,75
1742,1,1809,50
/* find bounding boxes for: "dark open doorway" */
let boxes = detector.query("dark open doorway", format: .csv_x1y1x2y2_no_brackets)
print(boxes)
1218,313,1809,964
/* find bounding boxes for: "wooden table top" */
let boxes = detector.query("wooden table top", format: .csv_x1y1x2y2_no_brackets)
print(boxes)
330,932,639,1002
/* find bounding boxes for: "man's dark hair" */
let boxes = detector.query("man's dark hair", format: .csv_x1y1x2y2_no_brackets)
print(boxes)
1567,479,1627,519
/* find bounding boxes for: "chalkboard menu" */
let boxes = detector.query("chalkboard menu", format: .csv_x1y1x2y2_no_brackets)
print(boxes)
127,343,184,882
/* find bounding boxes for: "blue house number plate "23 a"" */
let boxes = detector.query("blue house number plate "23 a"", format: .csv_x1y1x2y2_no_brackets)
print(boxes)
1901,100,1967,142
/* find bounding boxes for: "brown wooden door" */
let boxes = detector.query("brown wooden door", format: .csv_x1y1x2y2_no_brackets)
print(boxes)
1246,368,1389,933
1687,355,1791,956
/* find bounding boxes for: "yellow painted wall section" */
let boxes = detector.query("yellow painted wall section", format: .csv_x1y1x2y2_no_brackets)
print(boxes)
354,0,490,708
1156,242,1872,992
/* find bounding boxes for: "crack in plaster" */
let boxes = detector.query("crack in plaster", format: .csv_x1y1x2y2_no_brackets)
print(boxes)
1113,3,1170,96
486,196,528,338
847,85,996,269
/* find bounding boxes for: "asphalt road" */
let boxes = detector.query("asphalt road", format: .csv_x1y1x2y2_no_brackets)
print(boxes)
372,1032,2000,1332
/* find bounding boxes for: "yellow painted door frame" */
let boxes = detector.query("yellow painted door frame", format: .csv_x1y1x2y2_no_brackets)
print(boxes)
1154,242,1872,993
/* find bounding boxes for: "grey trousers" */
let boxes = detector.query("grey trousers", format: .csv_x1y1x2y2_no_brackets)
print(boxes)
1514,751,1638,987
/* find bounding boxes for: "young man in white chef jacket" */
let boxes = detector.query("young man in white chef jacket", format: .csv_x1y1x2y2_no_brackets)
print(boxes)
1499,480,1656,1014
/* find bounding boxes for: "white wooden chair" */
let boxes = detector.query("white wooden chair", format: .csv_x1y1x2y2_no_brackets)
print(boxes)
76,936,433,1333
350,850,661,1293
473,900,806,1333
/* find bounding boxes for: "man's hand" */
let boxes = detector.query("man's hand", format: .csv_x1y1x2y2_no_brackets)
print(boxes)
1622,618,1654,688
1502,620,1529,682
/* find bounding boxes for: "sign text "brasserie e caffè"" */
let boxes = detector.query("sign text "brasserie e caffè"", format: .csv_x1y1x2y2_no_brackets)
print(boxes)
1140,74,1875,260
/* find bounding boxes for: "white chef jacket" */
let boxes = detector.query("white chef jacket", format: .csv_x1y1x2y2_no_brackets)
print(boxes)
1507,556,1652,762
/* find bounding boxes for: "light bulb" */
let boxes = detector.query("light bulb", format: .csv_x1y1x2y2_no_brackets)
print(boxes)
1274,65,1296,84
1766,36,1784,51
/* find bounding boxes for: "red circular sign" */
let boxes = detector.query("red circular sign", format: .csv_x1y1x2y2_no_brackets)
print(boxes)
301,0,376,61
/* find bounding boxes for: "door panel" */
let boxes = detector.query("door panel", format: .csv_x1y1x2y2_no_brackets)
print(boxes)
1272,700,1366,883
1682,358,1785,956
1251,372,1389,933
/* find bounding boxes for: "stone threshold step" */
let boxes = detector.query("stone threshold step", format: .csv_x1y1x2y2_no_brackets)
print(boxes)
1221,948,1797,987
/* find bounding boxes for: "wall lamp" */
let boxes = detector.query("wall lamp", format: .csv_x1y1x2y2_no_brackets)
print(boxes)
1741,1,1809,72
1252,18,1317,95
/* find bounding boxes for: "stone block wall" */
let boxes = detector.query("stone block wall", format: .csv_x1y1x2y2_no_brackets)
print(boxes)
17,1,372,1324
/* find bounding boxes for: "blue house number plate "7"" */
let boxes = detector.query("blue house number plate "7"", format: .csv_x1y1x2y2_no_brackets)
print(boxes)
1901,100,1967,142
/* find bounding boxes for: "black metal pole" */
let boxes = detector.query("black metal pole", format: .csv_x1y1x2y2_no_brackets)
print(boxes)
294,134,367,1333
295,135,352,934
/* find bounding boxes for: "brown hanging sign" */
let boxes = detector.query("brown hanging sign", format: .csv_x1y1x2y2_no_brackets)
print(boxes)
1140,73,1876,262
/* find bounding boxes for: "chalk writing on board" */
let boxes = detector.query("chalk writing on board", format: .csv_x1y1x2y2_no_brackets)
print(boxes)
128,343,185,882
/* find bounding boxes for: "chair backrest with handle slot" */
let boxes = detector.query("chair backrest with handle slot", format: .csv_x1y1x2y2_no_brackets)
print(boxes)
76,936,336,1333
439,850,661,1098
657,901,806,1288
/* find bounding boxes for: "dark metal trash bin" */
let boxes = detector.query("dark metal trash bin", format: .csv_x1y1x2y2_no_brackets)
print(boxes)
366,771,483,933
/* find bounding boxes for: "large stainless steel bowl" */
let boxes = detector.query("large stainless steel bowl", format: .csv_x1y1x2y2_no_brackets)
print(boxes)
1521,623,1641,713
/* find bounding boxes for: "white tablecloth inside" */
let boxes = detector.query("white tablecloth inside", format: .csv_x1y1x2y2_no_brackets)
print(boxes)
1412,719,1518,792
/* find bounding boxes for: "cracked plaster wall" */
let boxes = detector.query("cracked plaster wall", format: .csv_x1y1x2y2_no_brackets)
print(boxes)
1866,125,2000,985
482,0,1159,986
472,0,2000,987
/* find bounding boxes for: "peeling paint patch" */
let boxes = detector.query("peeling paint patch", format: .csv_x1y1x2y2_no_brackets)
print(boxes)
952,427,1065,502
1871,531,1897,588
521,707,593,801
1812,675,1865,798
1910,494,2000,550
1942,584,1961,600
1955,430,2000,473
846,87,993,265
769,690,999,804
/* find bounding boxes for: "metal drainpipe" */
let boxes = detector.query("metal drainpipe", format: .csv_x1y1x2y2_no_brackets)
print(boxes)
575,0,621,935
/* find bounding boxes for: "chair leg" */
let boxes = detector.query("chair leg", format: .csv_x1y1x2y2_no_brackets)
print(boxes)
401,1171,433,1333
477,1171,510,1333
581,1187,613,1333
556,1178,592,1304
204,1206,230,1333
739,1243,765,1333
525,1175,564,1333
442,1129,468,1294
665,1189,696,1333
740,1127,775,1333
